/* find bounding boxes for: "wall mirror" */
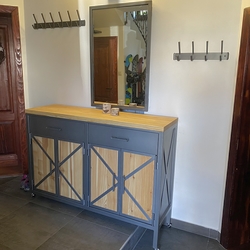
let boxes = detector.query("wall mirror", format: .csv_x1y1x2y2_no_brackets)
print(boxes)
90,1,152,112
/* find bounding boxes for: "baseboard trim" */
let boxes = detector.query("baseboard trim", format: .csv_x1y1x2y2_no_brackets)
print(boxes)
167,218,221,242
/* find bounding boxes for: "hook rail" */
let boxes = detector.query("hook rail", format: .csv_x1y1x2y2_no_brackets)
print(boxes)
173,41,229,61
32,10,85,29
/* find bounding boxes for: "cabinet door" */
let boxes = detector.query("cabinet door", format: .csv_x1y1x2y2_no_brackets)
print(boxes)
90,145,118,212
58,140,83,201
32,136,56,194
122,151,155,222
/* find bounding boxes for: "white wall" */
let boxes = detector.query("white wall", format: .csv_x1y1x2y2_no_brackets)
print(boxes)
23,0,86,107
149,0,241,231
20,0,248,233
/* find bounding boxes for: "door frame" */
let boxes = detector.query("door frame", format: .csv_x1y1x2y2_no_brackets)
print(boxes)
220,7,250,249
0,5,27,174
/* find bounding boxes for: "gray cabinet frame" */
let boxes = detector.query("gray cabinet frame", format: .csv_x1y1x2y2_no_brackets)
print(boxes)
27,114,177,250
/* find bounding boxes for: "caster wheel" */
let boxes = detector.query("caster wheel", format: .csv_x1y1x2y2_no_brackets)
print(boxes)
167,223,172,228
31,193,36,197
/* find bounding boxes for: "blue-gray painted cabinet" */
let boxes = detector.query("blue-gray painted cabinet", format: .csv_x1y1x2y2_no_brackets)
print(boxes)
27,114,86,207
26,104,178,250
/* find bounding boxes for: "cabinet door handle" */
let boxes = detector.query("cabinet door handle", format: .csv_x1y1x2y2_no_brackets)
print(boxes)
112,173,116,191
46,126,62,131
111,136,129,142
123,175,126,194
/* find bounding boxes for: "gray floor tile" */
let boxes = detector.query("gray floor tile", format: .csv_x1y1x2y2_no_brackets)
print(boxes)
0,193,28,220
0,177,226,250
207,238,226,250
0,243,11,250
0,202,74,250
77,209,137,235
30,195,84,217
0,177,33,201
37,217,129,250
0,177,16,185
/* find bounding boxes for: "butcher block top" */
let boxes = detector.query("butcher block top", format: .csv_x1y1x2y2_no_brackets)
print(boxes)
25,104,178,132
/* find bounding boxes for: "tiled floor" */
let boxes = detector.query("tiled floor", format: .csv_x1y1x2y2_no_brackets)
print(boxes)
0,176,226,250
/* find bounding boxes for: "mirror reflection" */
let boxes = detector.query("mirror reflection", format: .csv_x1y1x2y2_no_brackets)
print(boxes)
90,2,152,111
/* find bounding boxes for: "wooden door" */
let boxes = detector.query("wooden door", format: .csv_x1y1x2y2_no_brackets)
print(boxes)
122,151,155,222
221,7,250,250
94,37,118,103
32,136,56,194
0,6,26,175
90,145,118,212
58,140,83,201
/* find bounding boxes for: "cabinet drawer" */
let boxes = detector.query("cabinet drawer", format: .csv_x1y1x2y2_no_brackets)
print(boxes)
28,115,85,141
88,123,158,154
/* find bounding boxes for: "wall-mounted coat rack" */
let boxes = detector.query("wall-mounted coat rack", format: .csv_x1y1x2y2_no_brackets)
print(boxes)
173,41,229,61
32,10,85,29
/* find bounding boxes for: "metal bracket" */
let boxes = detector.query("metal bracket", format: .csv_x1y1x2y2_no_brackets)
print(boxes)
173,41,229,61
32,10,85,29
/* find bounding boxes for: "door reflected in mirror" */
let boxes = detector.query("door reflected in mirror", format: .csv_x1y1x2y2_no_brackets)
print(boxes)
90,1,152,112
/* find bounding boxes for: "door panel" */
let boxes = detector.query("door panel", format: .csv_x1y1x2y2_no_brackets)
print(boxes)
122,152,154,221
94,37,118,103
90,146,118,212
0,9,26,175
0,121,15,156
58,140,83,201
32,136,56,194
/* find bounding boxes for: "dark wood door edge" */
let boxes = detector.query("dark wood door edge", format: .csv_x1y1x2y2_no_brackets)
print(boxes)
220,7,250,249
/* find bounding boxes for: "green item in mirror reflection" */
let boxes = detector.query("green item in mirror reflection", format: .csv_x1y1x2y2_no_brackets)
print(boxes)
125,54,146,106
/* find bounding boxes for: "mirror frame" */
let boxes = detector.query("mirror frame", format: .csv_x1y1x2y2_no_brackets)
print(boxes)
89,1,152,112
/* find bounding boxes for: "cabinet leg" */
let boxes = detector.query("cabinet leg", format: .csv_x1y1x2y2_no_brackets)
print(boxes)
152,229,159,250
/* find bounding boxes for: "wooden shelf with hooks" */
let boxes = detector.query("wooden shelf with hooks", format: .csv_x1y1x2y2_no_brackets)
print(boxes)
32,10,85,29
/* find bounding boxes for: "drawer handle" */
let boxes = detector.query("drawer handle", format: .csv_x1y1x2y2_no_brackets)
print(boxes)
46,126,62,131
111,136,129,142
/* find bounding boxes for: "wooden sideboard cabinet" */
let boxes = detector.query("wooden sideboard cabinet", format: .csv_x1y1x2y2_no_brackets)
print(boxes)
26,104,178,250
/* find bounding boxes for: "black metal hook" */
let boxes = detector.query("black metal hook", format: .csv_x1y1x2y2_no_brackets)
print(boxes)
67,11,72,27
32,14,38,29
177,41,181,61
41,13,47,29
49,12,55,28
58,12,63,27
205,41,208,61
190,41,194,61
76,10,81,26
220,40,224,61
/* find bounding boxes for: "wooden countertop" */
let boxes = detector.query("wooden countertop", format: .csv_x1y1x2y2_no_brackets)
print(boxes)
25,104,178,132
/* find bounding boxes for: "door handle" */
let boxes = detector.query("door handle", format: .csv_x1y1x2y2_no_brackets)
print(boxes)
111,136,129,142
112,173,116,191
46,126,62,131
